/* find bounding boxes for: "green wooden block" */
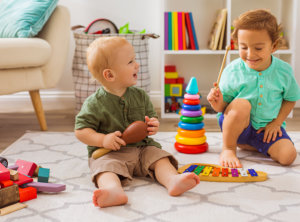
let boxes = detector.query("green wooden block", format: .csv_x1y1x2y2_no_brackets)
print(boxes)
165,84,170,96
38,168,50,183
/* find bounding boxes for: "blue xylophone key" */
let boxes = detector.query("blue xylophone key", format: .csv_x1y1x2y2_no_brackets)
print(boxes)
248,169,258,176
231,168,239,177
184,165,198,173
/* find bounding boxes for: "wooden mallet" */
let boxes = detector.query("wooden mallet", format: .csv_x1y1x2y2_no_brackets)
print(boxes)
216,45,230,88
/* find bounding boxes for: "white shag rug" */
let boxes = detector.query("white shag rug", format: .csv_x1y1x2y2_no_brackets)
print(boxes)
1,132,300,222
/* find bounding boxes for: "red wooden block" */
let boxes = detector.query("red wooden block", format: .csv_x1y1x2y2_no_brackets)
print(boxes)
0,180,14,188
16,159,37,177
176,77,184,84
165,65,176,72
13,173,33,186
0,163,10,182
19,187,37,202
165,78,177,84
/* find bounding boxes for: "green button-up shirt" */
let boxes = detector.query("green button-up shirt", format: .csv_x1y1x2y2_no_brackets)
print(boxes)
75,86,161,157
219,55,300,130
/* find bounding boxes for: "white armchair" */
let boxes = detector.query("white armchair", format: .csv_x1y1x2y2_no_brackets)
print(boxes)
0,5,70,131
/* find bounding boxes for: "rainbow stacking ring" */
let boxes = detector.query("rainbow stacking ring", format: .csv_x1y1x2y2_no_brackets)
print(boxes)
183,99,200,105
180,115,204,123
178,121,204,130
181,109,202,117
177,128,206,138
182,104,201,111
184,94,200,100
175,135,207,145
174,142,208,154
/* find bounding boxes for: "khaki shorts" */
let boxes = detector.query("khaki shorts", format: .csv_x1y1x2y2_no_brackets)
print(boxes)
88,146,178,187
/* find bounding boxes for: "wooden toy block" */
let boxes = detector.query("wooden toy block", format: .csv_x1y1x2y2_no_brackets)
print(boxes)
33,165,42,177
170,84,182,97
165,72,178,79
165,65,176,72
0,180,14,188
7,164,19,170
0,184,20,208
176,77,184,84
38,168,50,183
0,157,8,168
13,173,33,186
9,169,19,181
0,163,10,181
178,163,268,182
19,187,37,202
24,182,66,192
165,78,177,84
0,203,27,216
165,84,170,96
16,159,37,177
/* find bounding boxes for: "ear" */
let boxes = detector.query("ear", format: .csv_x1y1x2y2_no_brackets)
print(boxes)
271,39,279,53
103,69,115,82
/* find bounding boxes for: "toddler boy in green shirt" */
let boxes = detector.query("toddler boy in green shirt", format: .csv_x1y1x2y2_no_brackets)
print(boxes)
75,37,200,208
207,9,300,168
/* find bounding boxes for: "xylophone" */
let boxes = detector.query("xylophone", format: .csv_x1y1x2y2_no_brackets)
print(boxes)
178,163,268,182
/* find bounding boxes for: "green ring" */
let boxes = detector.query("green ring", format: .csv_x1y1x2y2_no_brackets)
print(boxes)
180,115,204,123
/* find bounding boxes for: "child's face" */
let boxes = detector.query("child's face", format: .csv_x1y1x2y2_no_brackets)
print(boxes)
237,29,276,71
111,43,139,88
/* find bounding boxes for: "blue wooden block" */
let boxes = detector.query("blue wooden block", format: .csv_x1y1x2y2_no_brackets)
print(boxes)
38,168,50,183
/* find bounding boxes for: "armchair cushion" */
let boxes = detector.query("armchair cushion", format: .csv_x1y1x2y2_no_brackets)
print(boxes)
0,0,58,38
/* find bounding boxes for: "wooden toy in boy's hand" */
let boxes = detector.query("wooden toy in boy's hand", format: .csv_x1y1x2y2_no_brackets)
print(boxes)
92,121,148,159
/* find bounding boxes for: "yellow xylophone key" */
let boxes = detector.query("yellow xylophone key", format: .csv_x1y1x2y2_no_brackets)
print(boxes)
202,166,212,176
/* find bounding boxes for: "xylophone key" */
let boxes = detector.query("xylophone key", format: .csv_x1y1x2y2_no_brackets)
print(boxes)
194,166,205,175
202,166,212,176
231,168,239,177
248,169,258,176
212,167,221,177
222,168,229,177
184,165,198,173
239,168,248,177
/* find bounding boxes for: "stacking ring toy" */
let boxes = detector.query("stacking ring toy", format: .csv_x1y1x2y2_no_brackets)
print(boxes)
184,94,200,100
183,99,200,105
177,128,205,138
174,142,208,154
181,109,202,117
180,115,203,123
178,121,204,130
175,135,206,145
182,104,201,111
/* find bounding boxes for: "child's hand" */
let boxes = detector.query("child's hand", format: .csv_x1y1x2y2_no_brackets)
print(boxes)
257,120,282,143
207,82,224,109
102,131,126,151
145,116,159,136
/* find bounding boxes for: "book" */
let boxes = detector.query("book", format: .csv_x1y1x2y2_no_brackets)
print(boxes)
185,12,195,50
168,12,172,50
188,12,199,50
208,8,227,50
178,12,183,50
218,11,227,50
182,12,186,50
173,11,178,50
164,12,168,50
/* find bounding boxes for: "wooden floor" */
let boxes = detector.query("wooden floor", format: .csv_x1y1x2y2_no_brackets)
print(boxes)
0,108,300,153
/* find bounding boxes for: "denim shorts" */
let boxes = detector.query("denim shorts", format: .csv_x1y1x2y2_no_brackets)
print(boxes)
218,113,292,156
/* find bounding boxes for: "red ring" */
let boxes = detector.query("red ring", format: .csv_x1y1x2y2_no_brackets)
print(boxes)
174,142,208,154
183,99,200,105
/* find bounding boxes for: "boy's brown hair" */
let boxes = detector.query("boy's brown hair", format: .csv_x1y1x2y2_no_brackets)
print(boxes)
232,9,281,44
86,37,129,84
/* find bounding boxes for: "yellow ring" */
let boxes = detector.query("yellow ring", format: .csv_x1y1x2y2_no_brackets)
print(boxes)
177,128,206,138
175,135,207,145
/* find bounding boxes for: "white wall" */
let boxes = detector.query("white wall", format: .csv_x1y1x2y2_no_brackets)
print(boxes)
0,0,299,113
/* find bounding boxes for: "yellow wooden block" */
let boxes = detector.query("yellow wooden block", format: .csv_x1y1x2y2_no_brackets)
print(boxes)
178,163,268,182
165,72,178,79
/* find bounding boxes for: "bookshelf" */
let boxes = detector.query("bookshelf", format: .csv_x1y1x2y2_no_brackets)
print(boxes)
161,0,298,118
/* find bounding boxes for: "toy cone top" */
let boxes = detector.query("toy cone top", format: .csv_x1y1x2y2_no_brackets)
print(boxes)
185,77,198,95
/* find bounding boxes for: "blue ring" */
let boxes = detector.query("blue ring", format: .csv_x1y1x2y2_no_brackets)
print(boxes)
182,104,201,111
178,121,204,130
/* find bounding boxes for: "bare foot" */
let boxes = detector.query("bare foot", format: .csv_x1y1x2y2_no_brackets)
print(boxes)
219,149,242,168
167,173,200,196
93,187,128,208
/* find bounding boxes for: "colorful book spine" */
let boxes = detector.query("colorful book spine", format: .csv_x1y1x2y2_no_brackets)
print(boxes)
182,12,186,50
185,12,195,50
164,12,168,50
189,12,199,50
171,12,175,50
178,12,183,50
168,12,172,50
173,11,178,50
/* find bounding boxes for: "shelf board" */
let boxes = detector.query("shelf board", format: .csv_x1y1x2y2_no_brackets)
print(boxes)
161,113,217,119
164,49,293,55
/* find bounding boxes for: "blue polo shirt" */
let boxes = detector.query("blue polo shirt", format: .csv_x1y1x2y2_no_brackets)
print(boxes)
219,55,300,130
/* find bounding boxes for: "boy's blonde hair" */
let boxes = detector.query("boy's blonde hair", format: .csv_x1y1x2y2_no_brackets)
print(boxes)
232,9,281,44
86,37,129,84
